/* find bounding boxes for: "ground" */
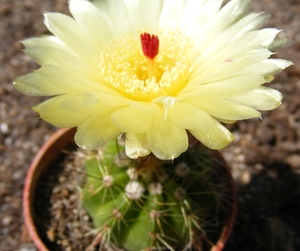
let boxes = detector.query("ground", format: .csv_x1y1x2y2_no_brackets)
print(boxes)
0,0,299,251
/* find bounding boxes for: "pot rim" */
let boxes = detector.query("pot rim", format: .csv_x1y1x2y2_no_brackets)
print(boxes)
23,128,75,251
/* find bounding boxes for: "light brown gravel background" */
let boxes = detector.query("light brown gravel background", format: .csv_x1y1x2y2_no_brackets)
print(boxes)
1,0,300,250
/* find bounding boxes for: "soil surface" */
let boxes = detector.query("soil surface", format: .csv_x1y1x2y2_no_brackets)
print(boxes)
0,0,299,251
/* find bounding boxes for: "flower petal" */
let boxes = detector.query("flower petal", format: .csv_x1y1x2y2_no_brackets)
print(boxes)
231,86,282,110
186,96,261,120
75,115,120,149
169,102,215,130
183,75,265,98
92,0,130,37
243,59,293,77
146,108,188,160
125,132,151,159
14,63,117,97
122,0,163,31
32,95,90,127
128,101,160,116
44,12,100,65
180,0,223,35
168,102,234,149
197,0,251,41
189,123,234,150
111,107,152,133
179,0,220,33
159,0,186,30
69,0,112,49
22,36,71,66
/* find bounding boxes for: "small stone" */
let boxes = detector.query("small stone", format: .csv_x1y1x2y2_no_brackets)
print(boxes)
240,170,251,184
61,188,70,197
255,127,275,144
279,142,298,153
19,243,37,251
12,171,23,180
286,154,300,169
2,215,12,226
46,228,55,242
0,122,9,134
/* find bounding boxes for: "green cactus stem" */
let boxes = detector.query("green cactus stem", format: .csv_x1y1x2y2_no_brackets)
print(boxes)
82,138,231,251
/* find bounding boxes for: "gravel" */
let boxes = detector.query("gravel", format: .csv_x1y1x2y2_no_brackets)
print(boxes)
1,0,300,251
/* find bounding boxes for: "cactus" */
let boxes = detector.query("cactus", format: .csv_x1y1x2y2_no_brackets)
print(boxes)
82,137,230,251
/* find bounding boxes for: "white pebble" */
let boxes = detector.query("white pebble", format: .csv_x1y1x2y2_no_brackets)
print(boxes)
0,123,9,134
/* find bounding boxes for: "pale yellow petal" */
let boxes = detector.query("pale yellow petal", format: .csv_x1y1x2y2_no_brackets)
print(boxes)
14,64,117,97
146,109,188,160
111,107,152,134
14,73,52,96
33,93,126,130
22,36,71,66
44,13,100,65
268,38,287,52
192,28,279,76
186,96,261,120
36,64,116,94
128,101,160,116
122,0,163,31
125,132,151,159
231,86,282,110
180,0,223,35
168,102,216,130
69,0,112,49
179,0,220,34
244,59,293,77
195,0,250,41
189,123,234,150
92,0,130,37
182,75,265,98
168,102,233,149
22,36,102,82
193,12,269,52
75,115,120,149
32,95,90,127
159,0,186,30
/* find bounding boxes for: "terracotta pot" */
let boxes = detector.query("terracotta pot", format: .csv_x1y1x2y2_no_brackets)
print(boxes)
23,128,76,251
23,128,236,251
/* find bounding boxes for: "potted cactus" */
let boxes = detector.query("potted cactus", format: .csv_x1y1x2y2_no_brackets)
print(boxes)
16,0,291,250
23,128,236,251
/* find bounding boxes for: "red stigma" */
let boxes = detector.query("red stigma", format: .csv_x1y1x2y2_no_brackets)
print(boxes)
140,32,159,59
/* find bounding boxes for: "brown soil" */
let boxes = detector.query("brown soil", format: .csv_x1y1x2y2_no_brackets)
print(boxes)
0,0,299,251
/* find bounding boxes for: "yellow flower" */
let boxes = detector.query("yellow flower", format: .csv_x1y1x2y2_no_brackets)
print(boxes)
14,0,291,160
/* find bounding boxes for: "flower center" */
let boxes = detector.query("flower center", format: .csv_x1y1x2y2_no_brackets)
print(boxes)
98,30,195,101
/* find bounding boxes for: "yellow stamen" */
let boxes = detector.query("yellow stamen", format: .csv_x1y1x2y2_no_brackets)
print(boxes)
98,30,195,101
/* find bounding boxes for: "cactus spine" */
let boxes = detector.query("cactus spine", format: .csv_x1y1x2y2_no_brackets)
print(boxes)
82,138,227,251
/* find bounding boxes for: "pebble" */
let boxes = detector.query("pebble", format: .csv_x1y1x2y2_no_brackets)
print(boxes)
19,244,37,251
286,154,300,169
0,122,9,134
241,170,251,184
2,215,13,226
12,170,23,180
